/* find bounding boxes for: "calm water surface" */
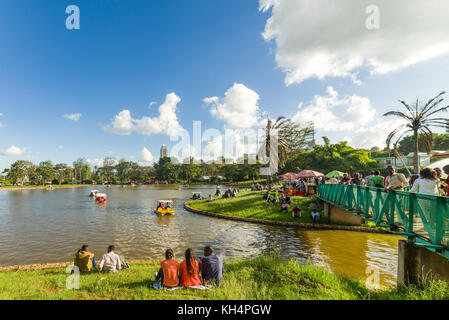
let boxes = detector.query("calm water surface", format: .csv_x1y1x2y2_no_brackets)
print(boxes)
0,185,401,287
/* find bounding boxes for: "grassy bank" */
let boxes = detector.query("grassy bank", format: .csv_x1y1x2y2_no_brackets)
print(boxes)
187,191,324,224
1,256,448,300
0,184,88,191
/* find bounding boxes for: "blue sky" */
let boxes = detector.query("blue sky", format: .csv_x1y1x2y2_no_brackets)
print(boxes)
1,0,449,170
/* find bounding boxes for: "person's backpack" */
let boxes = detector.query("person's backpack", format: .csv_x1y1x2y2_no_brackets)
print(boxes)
119,255,130,269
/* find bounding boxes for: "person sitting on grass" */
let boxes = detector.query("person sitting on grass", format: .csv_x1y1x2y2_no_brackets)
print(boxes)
266,194,272,204
279,194,286,204
311,209,321,224
99,245,121,273
74,244,97,272
292,206,302,218
155,249,179,288
207,194,213,202
200,246,224,284
270,194,277,204
285,195,291,206
179,248,202,287
280,201,289,213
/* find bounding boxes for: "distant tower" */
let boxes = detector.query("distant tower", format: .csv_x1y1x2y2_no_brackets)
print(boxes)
160,144,168,158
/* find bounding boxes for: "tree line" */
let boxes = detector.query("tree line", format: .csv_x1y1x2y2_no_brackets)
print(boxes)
0,157,266,186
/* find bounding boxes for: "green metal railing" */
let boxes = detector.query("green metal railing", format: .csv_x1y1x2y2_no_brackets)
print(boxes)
318,184,449,259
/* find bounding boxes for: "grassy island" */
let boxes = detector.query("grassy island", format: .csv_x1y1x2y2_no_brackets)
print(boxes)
187,191,325,224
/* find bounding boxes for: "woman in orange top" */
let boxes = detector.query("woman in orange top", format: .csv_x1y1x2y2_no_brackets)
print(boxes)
155,249,179,288
179,248,202,287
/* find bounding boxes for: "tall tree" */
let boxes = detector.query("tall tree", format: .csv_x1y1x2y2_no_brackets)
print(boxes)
37,160,56,184
73,158,91,184
54,163,73,184
384,92,449,174
260,117,314,188
7,160,34,185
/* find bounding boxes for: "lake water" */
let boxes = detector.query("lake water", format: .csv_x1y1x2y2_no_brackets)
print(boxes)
0,185,401,287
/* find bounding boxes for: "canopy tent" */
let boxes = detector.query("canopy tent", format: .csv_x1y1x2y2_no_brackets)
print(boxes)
279,172,297,181
325,170,344,178
296,170,324,179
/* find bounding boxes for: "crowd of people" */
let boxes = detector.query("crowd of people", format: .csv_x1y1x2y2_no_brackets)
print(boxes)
262,190,321,223
280,178,324,197
325,165,449,196
213,185,240,200
73,244,225,289
250,183,267,191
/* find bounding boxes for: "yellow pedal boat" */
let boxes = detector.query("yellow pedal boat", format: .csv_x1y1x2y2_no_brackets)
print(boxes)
154,200,175,216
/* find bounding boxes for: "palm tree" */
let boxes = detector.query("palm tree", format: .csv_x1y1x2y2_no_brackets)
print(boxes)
384,92,449,174
260,117,314,189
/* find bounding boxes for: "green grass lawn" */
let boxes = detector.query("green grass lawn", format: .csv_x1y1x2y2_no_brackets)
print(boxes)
1,256,447,300
187,191,325,224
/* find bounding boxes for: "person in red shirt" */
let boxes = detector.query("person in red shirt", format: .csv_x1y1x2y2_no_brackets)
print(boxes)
179,248,202,287
155,249,179,288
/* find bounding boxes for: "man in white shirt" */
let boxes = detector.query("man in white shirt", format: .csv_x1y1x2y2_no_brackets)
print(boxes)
99,245,122,273
385,166,409,191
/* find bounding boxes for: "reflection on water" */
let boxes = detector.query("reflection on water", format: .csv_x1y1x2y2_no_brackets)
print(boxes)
0,185,401,287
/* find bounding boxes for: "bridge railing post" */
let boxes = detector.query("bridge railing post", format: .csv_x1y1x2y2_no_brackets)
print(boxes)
435,197,446,251
408,192,416,243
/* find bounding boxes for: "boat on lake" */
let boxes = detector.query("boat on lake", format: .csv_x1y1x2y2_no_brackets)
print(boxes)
95,193,107,203
154,200,175,216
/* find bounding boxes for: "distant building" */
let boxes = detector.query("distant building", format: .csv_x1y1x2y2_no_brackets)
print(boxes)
160,144,168,158
373,152,431,168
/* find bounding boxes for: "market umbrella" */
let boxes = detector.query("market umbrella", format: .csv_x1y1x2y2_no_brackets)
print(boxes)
325,170,344,178
296,170,325,179
279,172,297,181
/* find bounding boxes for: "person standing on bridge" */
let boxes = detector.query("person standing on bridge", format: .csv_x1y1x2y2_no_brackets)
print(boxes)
385,165,409,192
370,171,384,188
329,176,338,185
411,168,440,196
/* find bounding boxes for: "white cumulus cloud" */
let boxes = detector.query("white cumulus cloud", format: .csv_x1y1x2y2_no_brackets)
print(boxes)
1,146,26,156
344,119,406,149
205,83,260,129
260,0,449,85
104,93,184,138
140,147,154,163
63,113,82,122
292,87,376,131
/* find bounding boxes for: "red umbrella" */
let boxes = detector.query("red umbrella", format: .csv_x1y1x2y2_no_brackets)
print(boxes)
296,170,324,179
279,172,297,181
